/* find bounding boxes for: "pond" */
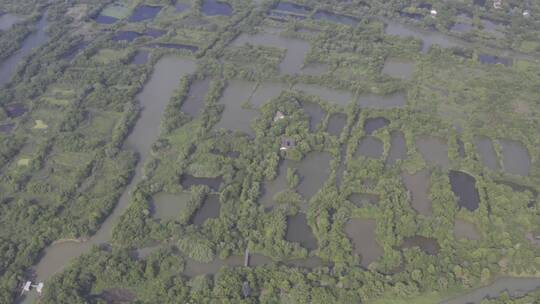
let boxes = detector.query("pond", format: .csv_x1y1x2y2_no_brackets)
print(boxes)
416,135,449,168
348,193,379,207
29,56,197,284
302,102,325,132
454,219,481,240
441,277,540,304
144,29,166,38
478,54,511,66
151,192,190,221
260,152,332,206
181,175,223,192
358,93,406,108
250,82,286,107
0,123,15,133
0,12,48,88
112,31,141,42
94,14,118,24
232,32,310,75
401,236,439,255
0,13,22,30
176,3,190,13
295,152,332,198
192,194,220,225
273,2,312,15
128,5,162,22
499,139,530,176
5,103,27,118
385,19,460,53
327,113,347,136
148,43,199,52
132,50,149,65
215,80,258,136
402,170,432,217
313,10,359,26
364,117,389,135
450,14,473,33
382,58,415,80
387,131,407,165
449,170,480,212
355,136,384,159
301,63,329,76
286,213,318,250
475,136,498,171
201,0,233,16
294,83,353,106
182,78,210,117
345,218,383,267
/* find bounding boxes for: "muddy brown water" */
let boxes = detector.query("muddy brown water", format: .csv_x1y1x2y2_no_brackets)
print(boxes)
449,170,480,212
402,170,432,216
286,213,318,250
416,135,449,168
26,56,197,287
344,218,383,267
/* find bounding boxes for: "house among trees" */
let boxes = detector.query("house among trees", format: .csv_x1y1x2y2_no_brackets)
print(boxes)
280,137,295,151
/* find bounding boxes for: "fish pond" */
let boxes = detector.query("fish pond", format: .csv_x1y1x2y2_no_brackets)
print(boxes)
0,13,22,30
313,10,359,26
386,131,407,165
355,136,384,159
364,117,389,135
475,136,498,170
358,93,406,108
327,113,347,136
201,0,233,16
128,5,162,22
286,213,318,250
416,135,449,168
302,102,325,131
499,139,530,176
449,170,480,212
295,83,353,106
191,194,220,225
345,219,383,267
215,80,258,136
402,170,432,217
182,78,211,117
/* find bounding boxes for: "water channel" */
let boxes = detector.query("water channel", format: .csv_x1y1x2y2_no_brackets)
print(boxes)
0,12,48,88
23,56,197,298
